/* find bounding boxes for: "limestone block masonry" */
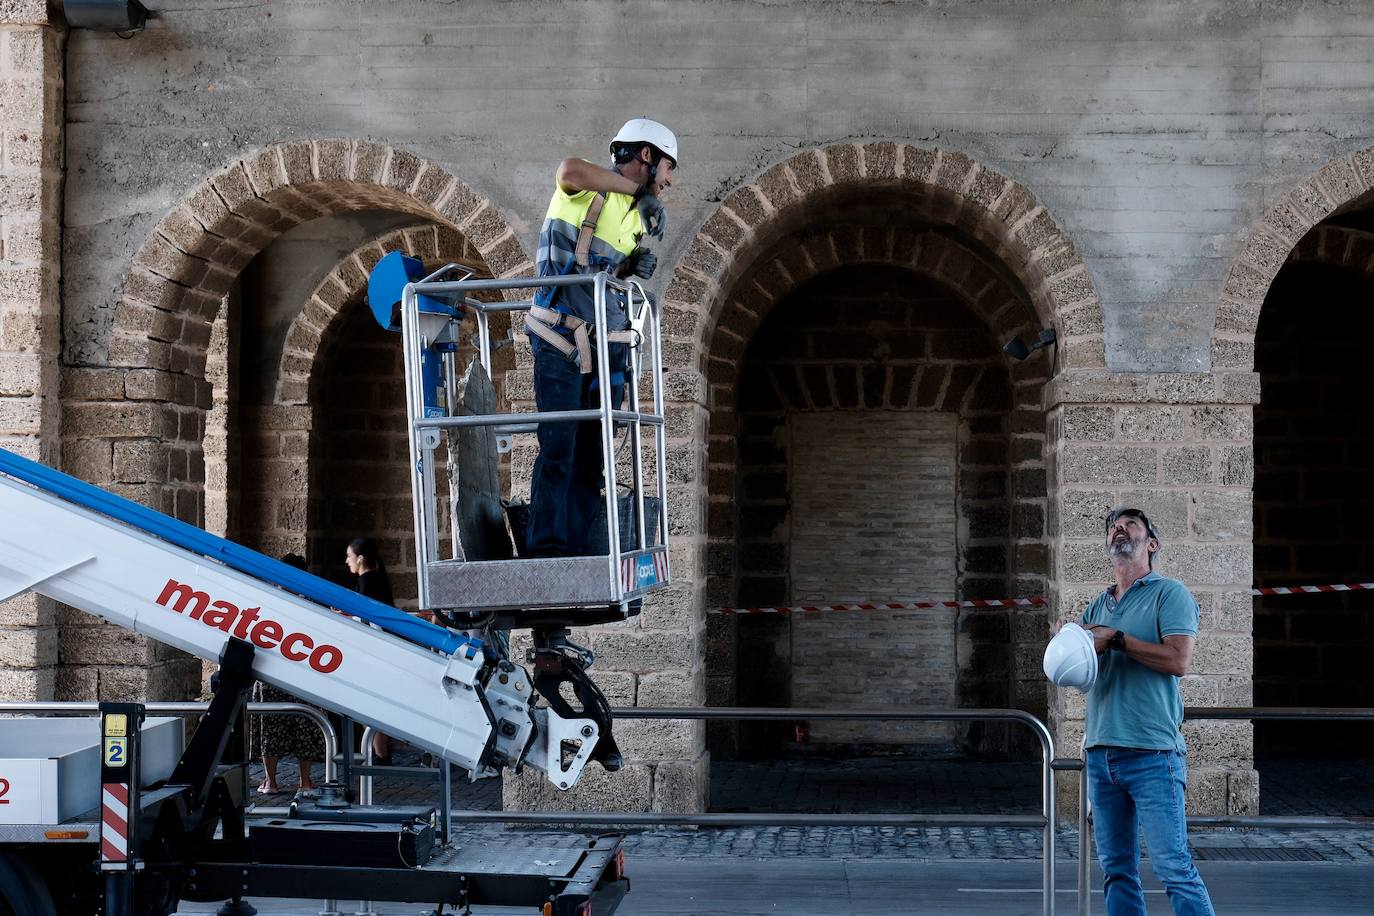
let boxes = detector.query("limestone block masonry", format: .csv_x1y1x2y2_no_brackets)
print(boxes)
0,3,61,701
1047,367,1261,816
14,0,1374,817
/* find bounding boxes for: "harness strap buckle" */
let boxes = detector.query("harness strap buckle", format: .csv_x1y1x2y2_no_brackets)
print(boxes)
574,193,608,270
527,308,639,376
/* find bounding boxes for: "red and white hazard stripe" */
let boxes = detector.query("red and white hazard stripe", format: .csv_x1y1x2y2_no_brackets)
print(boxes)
101,782,129,864
710,597,1046,615
710,582,1374,615
1252,582,1374,596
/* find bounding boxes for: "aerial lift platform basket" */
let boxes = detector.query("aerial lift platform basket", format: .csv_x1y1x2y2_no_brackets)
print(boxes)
367,256,672,626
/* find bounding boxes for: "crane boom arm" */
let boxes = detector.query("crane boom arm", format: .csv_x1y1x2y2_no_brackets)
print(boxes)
0,447,598,789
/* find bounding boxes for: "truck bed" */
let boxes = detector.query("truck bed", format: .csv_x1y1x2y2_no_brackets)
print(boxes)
185,829,627,911
4,810,626,914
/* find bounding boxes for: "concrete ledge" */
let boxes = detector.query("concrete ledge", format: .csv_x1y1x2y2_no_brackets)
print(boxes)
1046,370,1261,407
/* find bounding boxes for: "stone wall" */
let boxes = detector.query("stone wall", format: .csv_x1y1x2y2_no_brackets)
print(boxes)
0,3,61,700
1047,368,1261,813
17,0,1374,814
789,410,960,747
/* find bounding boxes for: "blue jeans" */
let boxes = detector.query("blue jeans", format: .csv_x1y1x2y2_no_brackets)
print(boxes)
1087,747,1215,916
526,336,625,557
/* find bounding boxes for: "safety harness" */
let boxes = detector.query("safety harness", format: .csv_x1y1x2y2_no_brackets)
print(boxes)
525,192,637,374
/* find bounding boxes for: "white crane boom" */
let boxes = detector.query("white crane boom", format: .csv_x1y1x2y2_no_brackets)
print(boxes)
0,447,598,790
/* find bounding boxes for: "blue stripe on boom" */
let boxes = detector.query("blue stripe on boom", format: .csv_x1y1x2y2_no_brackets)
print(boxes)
0,447,475,658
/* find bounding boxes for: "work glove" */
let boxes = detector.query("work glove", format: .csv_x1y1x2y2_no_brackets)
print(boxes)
629,248,657,279
634,190,667,240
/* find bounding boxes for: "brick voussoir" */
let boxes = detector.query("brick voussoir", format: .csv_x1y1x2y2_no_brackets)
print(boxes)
719,184,770,227
242,147,288,197
931,149,976,193
156,205,217,256
1315,155,1365,204
1289,176,1340,224
278,141,315,187
699,207,748,253
787,148,827,195
207,162,261,213
382,148,423,192
1238,227,1290,273
311,139,351,181
349,140,389,184
754,161,801,211
822,143,861,186
411,165,455,208
861,141,898,180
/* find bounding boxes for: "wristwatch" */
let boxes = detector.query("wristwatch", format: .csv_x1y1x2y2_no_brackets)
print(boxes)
1108,631,1126,652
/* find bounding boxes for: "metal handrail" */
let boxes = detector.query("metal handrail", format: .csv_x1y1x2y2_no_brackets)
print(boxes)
0,701,338,783
430,706,1060,916
1074,705,1374,916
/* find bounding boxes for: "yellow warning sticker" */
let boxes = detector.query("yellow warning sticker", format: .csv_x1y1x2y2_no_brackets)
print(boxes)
104,714,128,738
103,737,128,767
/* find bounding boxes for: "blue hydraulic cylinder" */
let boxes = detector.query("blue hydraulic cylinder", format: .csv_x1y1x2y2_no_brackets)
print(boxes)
366,251,462,417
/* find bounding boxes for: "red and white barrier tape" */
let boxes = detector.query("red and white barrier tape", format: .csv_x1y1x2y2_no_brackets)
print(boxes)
710,598,1046,615
1252,582,1374,596
708,582,1374,615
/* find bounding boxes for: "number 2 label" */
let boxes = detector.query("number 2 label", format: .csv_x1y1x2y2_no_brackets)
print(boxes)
0,777,10,804
103,738,127,767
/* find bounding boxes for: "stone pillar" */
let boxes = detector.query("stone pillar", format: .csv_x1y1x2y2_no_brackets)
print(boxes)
1047,368,1261,815
0,2,62,700
501,343,709,813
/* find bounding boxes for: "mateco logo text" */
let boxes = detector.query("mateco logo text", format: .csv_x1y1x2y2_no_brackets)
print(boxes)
155,578,344,674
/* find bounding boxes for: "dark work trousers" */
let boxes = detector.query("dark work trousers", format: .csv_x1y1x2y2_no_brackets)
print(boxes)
526,334,626,557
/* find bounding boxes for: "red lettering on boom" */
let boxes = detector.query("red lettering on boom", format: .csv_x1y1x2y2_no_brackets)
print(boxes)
155,578,343,674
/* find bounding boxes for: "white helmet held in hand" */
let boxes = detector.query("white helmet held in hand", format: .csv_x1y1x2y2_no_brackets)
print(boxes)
1043,622,1098,693
611,118,679,167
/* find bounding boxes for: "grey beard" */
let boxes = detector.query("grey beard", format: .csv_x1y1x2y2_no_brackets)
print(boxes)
1108,539,1139,560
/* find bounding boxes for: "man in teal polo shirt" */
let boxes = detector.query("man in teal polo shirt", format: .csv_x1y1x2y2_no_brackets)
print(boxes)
1073,507,1216,916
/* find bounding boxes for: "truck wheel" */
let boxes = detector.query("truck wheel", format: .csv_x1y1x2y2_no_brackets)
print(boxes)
0,853,57,916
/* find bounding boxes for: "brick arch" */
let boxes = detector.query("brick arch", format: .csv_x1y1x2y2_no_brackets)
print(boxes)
204,223,497,563
93,139,530,527
702,226,1051,592
666,142,1104,376
274,223,491,406
113,139,530,377
1217,147,1374,369
703,225,1043,411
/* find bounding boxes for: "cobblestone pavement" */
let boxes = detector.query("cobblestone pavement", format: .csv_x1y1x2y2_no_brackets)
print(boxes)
707,754,1374,817
461,824,1374,864
247,753,1374,863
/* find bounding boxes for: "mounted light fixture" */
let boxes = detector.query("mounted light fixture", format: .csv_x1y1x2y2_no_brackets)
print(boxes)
64,0,150,33
1003,327,1057,361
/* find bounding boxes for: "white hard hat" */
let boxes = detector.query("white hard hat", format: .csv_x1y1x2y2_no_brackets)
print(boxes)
1043,623,1098,693
611,118,679,167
